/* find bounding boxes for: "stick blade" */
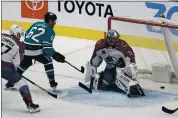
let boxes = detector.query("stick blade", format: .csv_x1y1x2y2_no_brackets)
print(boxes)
54,90,68,98
48,92,58,98
81,66,85,73
162,106,177,114
79,82,92,93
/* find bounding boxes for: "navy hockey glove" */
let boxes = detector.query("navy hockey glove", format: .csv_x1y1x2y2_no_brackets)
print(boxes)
52,52,65,63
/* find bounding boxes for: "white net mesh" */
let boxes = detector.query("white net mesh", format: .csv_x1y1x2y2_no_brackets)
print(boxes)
108,16,178,74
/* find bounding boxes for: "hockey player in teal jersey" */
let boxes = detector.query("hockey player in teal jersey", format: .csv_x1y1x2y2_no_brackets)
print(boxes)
5,12,65,90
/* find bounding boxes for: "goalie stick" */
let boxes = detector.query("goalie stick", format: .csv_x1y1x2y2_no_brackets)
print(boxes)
78,77,94,94
162,106,178,114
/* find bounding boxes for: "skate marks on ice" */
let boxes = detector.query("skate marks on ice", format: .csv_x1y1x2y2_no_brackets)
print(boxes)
61,86,178,108
49,89,68,98
3,86,68,99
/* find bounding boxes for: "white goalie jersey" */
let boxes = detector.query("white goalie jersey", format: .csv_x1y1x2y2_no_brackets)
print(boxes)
1,34,21,67
86,38,145,97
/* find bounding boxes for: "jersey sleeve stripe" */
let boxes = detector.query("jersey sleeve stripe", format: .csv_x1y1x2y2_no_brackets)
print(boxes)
42,45,52,48
23,41,41,46
42,42,52,48
42,41,52,45
43,47,53,49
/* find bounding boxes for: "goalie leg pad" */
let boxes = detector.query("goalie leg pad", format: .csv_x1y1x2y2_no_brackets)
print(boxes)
85,62,97,82
121,63,138,80
92,74,99,90
116,67,145,97
127,82,145,97
115,68,131,93
93,71,105,90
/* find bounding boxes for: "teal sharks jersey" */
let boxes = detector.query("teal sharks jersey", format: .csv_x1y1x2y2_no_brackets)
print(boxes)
24,21,55,57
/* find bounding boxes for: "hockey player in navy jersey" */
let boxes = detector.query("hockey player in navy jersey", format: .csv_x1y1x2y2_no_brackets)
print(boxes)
5,12,65,90
2,24,40,113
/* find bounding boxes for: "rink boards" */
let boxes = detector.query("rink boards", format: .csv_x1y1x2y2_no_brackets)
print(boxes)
2,20,178,52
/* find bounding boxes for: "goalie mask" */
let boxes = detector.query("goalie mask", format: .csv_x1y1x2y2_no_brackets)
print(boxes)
106,29,120,47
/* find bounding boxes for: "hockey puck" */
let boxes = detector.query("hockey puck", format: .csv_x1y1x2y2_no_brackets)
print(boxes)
160,86,165,89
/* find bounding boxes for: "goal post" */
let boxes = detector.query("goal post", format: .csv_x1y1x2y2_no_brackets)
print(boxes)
107,16,178,79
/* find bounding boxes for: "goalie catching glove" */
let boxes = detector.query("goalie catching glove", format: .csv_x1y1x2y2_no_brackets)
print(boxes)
52,52,65,63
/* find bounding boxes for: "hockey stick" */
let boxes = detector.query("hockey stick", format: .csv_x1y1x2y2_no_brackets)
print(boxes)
162,106,178,114
78,77,94,94
22,75,57,98
65,60,85,73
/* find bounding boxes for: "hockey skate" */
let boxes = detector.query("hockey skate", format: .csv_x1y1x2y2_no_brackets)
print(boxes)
49,78,68,97
5,82,14,89
24,100,40,114
49,79,58,91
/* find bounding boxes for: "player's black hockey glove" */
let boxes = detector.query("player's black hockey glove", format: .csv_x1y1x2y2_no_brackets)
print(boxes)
52,52,65,63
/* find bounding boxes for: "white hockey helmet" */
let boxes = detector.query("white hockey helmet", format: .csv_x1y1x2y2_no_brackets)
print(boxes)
10,24,24,39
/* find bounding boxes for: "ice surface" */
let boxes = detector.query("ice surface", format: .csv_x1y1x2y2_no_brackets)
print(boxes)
2,31,178,118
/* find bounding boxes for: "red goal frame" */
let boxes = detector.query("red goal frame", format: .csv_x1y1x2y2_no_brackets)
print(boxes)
107,16,178,31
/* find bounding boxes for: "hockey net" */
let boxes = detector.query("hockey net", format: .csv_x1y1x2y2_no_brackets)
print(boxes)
108,16,178,79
